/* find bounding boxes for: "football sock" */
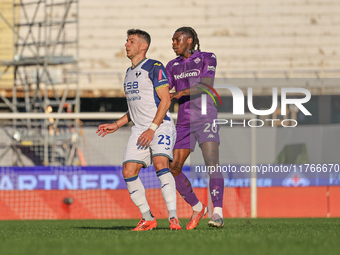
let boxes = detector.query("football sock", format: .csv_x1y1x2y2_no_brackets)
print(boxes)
169,210,177,220
209,174,224,209
157,168,177,220
142,210,154,222
125,175,153,221
213,207,223,218
192,201,203,212
174,172,199,206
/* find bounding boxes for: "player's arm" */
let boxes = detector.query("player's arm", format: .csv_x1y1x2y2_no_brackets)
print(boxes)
96,112,131,137
170,77,213,99
151,86,171,126
170,53,217,100
137,86,170,147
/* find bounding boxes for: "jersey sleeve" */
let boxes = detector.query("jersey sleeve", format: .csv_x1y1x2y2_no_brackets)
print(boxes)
166,62,175,90
148,61,170,90
201,53,217,78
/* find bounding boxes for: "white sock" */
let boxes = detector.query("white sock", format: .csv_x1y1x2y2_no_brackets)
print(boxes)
125,175,152,219
157,169,177,220
192,201,203,212
213,207,223,218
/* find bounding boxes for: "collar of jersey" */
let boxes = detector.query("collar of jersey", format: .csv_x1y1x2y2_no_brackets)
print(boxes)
179,50,199,61
131,58,147,70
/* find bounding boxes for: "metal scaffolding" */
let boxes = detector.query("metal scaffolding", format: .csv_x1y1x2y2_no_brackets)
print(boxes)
0,0,80,166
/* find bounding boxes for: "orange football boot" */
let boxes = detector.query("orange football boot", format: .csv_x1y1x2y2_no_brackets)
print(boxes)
131,218,157,231
169,217,181,230
186,204,208,230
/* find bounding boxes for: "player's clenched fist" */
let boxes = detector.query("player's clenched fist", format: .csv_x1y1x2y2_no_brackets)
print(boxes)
96,123,119,137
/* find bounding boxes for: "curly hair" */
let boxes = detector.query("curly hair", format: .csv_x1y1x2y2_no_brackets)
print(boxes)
175,27,200,53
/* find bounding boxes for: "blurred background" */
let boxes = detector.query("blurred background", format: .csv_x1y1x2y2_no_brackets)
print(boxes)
1,0,340,165
0,0,339,220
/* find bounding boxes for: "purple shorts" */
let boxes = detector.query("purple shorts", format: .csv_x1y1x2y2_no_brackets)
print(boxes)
174,122,220,151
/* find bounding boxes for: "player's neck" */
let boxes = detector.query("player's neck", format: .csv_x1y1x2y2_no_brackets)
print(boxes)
181,51,193,60
131,55,147,69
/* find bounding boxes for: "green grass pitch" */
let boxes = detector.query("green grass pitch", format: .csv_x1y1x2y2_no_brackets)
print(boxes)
0,218,339,255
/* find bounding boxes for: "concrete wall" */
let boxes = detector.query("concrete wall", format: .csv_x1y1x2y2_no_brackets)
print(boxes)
1,1,339,91
79,0,340,90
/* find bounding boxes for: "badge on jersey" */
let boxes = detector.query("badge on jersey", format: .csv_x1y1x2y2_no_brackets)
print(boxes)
194,57,201,64
158,69,167,83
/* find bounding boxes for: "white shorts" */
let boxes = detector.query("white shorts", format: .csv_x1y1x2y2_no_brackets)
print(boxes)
123,121,176,168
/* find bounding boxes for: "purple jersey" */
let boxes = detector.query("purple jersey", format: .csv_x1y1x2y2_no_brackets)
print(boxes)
166,51,218,127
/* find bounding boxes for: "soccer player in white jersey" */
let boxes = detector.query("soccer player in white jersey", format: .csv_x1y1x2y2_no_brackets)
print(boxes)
97,29,181,231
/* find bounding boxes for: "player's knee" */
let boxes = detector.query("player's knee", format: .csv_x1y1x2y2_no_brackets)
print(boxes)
169,161,183,176
169,168,180,177
204,158,219,167
122,165,138,178
154,162,168,172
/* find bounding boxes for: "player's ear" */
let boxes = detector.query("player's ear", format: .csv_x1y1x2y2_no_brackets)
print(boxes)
141,42,148,52
187,37,193,45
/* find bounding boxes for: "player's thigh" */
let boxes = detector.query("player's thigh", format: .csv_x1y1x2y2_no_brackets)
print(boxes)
150,123,175,166
200,141,219,166
123,127,152,169
173,125,190,150
195,121,220,165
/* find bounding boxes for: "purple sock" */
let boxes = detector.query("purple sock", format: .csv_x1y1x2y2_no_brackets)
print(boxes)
174,172,199,207
209,174,224,208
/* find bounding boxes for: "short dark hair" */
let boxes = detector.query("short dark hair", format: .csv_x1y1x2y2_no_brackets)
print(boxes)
175,27,200,53
127,29,151,49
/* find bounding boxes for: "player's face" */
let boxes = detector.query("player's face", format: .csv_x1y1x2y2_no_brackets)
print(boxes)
172,32,193,58
125,35,144,59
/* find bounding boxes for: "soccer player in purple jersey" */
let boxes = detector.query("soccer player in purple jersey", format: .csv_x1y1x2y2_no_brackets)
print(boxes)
166,27,224,229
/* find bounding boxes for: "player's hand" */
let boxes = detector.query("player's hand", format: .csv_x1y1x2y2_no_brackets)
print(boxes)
96,123,119,137
170,92,181,100
137,129,155,148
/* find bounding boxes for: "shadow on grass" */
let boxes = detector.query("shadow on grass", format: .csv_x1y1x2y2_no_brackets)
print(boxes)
76,226,170,231
76,226,132,231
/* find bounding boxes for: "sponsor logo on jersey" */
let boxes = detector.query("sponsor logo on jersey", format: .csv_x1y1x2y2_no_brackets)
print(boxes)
173,62,179,66
174,69,201,80
125,90,139,95
127,96,141,102
207,66,216,72
194,57,201,64
158,69,168,83
124,81,139,94
135,71,141,78
154,63,161,66
282,172,310,187
207,134,215,139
